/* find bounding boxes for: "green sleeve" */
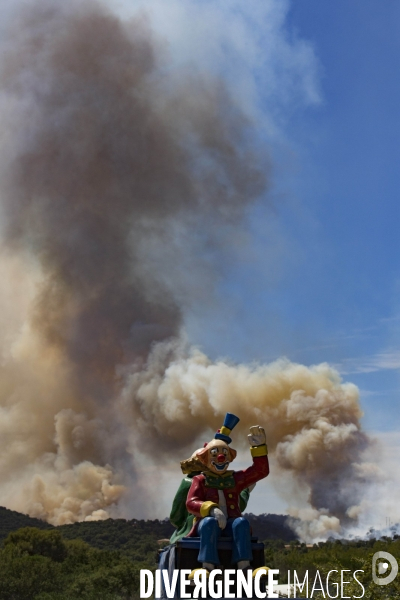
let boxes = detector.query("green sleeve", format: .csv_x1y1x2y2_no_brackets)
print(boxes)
169,477,193,529
239,487,251,512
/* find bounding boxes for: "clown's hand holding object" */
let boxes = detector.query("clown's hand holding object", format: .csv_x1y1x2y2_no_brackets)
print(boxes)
210,506,227,529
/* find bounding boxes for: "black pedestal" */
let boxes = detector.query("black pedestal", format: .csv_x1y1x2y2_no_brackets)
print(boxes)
175,536,265,570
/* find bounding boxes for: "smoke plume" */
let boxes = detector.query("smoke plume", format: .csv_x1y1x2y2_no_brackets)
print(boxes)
0,0,372,537
122,340,371,539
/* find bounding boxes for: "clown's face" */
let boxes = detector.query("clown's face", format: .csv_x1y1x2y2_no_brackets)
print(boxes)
198,439,236,475
209,444,230,474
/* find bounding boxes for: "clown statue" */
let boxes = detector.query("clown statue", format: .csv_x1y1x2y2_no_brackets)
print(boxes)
182,413,269,577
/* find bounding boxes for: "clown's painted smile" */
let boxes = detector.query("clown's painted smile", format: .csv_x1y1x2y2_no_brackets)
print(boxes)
211,460,229,472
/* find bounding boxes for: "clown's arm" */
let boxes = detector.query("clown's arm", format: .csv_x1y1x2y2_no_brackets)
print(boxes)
235,425,269,491
185,474,219,519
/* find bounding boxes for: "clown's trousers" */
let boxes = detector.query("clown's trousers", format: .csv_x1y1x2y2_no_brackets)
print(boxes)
197,516,253,566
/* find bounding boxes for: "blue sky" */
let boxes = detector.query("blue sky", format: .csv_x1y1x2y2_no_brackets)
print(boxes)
280,0,400,433
169,0,400,435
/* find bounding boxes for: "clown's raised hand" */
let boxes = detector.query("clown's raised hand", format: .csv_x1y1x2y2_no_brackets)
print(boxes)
248,425,266,447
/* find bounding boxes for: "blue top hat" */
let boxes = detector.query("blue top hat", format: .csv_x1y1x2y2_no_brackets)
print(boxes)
214,413,240,444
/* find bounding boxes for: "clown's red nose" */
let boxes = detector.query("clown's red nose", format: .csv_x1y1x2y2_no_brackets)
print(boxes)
217,454,225,463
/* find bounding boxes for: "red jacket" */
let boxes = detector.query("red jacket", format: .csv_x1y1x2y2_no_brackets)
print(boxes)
186,452,269,536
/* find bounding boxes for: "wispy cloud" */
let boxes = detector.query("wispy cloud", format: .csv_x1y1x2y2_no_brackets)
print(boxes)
336,350,400,374
379,314,400,324
358,388,400,398
287,330,381,361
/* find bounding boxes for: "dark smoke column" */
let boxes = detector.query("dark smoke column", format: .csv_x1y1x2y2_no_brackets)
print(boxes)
0,0,267,392
0,0,268,523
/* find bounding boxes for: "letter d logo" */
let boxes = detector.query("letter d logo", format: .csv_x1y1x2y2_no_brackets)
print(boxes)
372,551,398,585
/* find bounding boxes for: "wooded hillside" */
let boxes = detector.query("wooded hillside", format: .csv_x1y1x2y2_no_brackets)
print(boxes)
0,506,398,599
